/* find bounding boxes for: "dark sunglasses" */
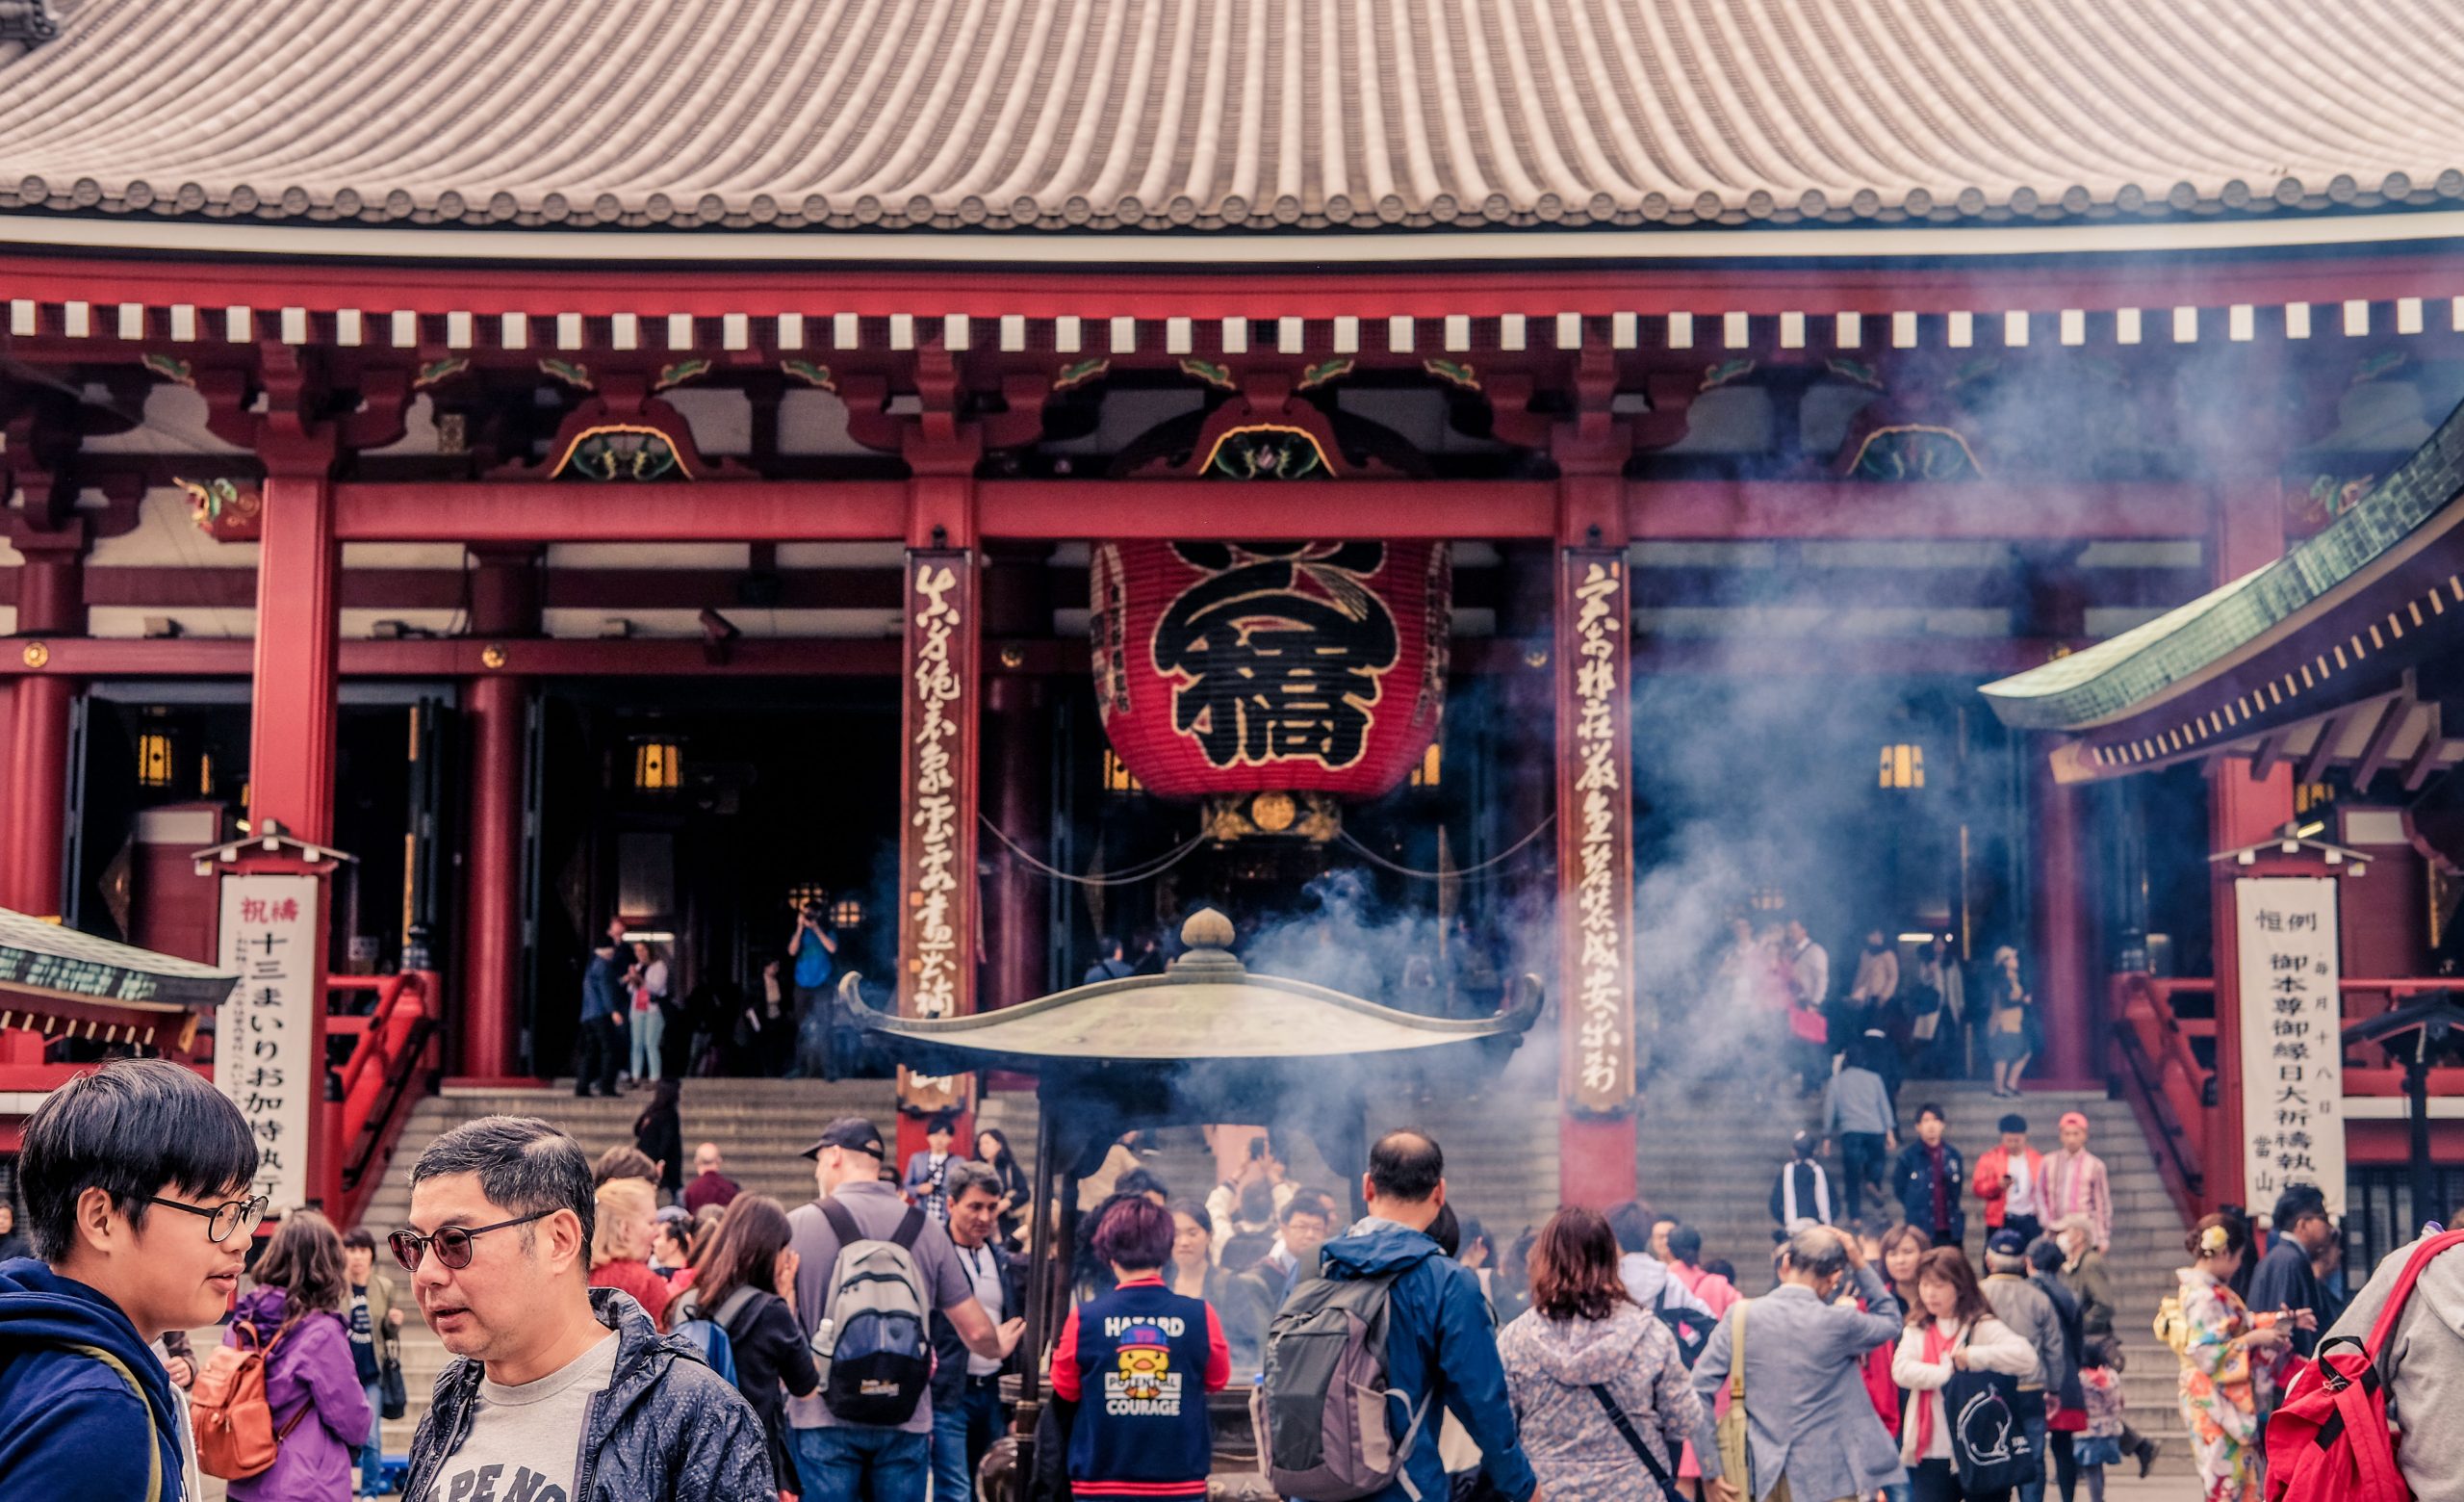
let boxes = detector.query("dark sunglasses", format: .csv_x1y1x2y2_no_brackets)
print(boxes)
144,1193,270,1244
388,1208,554,1271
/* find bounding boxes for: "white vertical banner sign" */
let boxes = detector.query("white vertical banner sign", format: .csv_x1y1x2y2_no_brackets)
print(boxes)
2236,876,2346,1215
217,873,321,1211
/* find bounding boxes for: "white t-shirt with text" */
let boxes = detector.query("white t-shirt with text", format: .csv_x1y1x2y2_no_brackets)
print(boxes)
420,1331,619,1502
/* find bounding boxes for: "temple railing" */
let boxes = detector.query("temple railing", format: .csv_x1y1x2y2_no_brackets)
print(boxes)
321,970,441,1229
2110,971,2464,1221
2111,973,2214,1222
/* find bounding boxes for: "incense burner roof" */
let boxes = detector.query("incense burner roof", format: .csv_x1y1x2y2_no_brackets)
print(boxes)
863,908,1537,1073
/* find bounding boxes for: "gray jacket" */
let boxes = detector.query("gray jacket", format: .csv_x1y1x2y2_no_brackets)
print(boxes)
1982,1272,2062,1393
401,1289,775,1502
1690,1267,1907,1502
2324,1231,2464,1502
1820,1068,1896,1138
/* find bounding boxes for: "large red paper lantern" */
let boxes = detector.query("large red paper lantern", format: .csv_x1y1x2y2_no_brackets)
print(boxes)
1091,541,1450,799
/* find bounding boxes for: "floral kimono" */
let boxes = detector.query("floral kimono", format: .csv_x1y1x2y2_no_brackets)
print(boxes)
2172,1266,2272,1502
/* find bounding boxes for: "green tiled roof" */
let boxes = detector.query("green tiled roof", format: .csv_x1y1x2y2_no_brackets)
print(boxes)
1983,398,2464,731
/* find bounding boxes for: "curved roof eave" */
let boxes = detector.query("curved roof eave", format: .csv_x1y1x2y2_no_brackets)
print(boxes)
1983,397,2464,732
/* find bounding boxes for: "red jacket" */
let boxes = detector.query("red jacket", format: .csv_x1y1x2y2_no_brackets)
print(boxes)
1970,1145,2046,1230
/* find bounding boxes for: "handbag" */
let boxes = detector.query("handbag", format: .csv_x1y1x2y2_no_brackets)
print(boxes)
1944,1329,2038,1495
1589,1384,1687,1502
379,1352,407,1420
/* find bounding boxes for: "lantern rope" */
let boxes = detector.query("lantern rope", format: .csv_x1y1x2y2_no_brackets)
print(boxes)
977,816,1210,887
1331,814,1558,882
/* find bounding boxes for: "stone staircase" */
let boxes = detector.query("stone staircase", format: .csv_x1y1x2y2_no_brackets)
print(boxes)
1633,1075,2194,1474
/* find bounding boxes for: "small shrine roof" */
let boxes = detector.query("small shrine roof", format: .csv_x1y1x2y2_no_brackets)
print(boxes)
0,906,237,1053
2,0,2461,244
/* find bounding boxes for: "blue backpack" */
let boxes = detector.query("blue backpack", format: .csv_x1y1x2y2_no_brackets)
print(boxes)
668,1283,754,1386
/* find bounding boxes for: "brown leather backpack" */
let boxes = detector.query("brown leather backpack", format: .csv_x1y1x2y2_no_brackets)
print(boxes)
191,1315,311,1480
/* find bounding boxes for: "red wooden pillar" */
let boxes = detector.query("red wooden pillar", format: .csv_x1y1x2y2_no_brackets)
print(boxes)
459,673,527,1079
246,474,341,847
1556,452,1638,1207
2028,752,2100,1087
457,546,540,1080
983,549,1052,1014
2208,476,2295,1211
1,675,74,916
1,524,86,918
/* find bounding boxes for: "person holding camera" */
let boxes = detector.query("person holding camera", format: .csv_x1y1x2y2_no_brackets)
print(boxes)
785,902,839,1080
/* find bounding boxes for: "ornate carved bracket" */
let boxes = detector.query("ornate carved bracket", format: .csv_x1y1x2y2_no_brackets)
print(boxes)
495,372,745,481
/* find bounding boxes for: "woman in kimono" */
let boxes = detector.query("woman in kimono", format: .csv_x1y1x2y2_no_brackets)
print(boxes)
2170,1215,2294,1502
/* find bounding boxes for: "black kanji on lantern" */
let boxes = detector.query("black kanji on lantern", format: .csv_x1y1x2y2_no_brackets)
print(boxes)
1151,542,1399,769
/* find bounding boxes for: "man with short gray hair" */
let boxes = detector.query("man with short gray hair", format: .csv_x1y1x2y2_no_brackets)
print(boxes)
396,1115,771,1501
931,1159,1025,1501
1690,1224,1906,1502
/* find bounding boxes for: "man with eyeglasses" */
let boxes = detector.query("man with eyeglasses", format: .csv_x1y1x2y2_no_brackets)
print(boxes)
0,1057,261,1501
395,1114,772,1502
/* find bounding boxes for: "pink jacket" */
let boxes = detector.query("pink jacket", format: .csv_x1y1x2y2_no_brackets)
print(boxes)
2042,1149,2112,1249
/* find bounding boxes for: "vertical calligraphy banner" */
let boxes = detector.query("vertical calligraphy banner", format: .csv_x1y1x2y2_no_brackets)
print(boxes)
2236,876,2346,1214
1558,550,1635,1114
215,872,321,1211
898,550,981,1112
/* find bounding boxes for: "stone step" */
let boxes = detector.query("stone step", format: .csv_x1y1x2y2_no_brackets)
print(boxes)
1632,1078,2196,1475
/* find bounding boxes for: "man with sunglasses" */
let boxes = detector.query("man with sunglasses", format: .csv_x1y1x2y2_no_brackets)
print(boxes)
0,1057,262,1501
396,1115,771,1502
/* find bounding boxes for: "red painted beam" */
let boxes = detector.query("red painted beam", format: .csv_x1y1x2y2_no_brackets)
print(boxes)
1628,481,2209,540
326,479,2208,543
68,566,906,612
334,481,908,541
978,480,1558,539
6,635,903,678
8,246,2464,321
2,632,2056,680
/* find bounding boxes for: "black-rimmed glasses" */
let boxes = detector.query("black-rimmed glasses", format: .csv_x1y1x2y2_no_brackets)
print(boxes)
145,1194,270,1244
388,1209,554,1271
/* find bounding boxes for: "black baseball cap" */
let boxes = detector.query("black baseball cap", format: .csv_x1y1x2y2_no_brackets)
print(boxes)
801,1116,885,1159
1987,1228,2029,1256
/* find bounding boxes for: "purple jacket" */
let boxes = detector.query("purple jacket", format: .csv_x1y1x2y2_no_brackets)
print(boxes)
221,1285,372,1501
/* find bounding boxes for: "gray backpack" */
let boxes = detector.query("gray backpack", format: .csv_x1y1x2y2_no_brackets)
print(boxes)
1250,1271,1430,1501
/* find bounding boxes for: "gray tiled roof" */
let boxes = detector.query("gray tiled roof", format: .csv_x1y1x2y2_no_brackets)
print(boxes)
2,0,2460,234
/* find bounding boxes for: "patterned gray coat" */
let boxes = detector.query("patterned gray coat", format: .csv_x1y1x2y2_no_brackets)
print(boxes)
1499,1302,1704,1502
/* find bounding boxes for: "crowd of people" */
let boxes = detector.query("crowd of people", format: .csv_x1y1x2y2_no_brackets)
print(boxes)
4,1058,2462,1502
1707,920,2044,1101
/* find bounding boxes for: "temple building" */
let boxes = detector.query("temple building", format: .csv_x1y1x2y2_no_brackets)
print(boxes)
2,0,2463,1259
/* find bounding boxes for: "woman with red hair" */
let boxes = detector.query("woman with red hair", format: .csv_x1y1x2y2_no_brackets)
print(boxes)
1498,1205,1705,1500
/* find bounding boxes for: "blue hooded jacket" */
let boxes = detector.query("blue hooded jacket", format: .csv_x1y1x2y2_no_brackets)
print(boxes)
1317,1220,1536,1502
0,1257,189,1501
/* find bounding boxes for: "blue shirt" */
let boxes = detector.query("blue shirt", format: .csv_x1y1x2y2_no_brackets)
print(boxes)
793,929,833,990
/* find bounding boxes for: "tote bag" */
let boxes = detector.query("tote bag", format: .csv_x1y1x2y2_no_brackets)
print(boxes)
1944,1329,2038,1495
1715,1304,1793,1502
